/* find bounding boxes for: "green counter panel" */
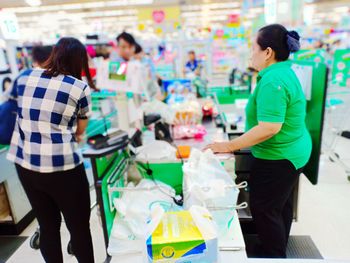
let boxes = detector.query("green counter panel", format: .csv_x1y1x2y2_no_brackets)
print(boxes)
98,151,128,238
291,60,328,185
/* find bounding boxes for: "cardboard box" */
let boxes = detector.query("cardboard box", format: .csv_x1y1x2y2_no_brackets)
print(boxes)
0,183,10,219
146,207,218,263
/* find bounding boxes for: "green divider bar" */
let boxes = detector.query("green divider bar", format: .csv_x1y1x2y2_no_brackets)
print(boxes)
100,151,128,237
91,91,117,99
292,49,326,63
216,93,250,105
86,118,112,138
206,86,232,97
207,86,250,103
95,151,121,180
86,111,117,138
0,144,9,150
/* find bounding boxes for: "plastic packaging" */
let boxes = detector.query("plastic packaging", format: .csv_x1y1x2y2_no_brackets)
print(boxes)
172,100,202,125
136,141,177,162
142,100,176,124
172,125,207,140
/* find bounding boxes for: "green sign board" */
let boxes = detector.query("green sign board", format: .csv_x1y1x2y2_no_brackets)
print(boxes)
109,61,127,81
332,49,350,87
292,49,326,64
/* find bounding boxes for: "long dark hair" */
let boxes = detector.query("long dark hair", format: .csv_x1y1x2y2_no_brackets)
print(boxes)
257,24,301,61
43,37,96,90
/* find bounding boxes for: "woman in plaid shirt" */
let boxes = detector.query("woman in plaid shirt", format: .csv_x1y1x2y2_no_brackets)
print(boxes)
8,38,96,263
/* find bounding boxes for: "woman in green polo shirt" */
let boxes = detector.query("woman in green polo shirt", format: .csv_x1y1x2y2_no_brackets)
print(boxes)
205,24,312,258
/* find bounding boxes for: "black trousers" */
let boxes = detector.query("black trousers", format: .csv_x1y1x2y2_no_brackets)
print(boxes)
249,158,302,258
16,163,94,263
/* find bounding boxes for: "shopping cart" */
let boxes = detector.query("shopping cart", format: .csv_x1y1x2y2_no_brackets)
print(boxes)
322,83,350,181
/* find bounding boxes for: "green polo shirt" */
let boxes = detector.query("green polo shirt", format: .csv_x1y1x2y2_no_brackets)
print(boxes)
245,60,312,169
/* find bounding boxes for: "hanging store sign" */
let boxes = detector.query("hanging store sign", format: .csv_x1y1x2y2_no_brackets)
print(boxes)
138,6,180,22
152,10,165,24
264,0,277,24
228,14,241,28
0,12,20,40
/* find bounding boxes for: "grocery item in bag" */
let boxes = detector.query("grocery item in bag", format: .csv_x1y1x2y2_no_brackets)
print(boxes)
0,184,10,219
136,141,177,162
145,206,218,263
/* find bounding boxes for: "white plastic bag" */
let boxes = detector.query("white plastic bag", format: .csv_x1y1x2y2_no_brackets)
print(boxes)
113,179,177,238
108,206,165,256
108,214,143,256
183,148,236,208
183,149,247,235
109,180,179,256
136,141,177,162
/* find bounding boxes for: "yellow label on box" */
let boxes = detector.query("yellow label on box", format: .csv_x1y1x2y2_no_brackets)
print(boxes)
147,211,207,261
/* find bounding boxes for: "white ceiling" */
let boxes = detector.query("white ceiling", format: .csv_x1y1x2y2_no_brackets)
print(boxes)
1,0,349,43
0,0,238,8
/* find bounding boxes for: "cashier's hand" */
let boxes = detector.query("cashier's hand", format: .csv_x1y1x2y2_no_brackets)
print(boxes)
203,142,234,154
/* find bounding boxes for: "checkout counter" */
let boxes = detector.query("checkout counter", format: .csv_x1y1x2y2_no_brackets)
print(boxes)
80,111,327,262
0,56,328,261
81,58,328,261
81,119,247,262
0,145,34,235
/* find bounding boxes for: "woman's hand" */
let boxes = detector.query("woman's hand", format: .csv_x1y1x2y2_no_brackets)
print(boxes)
204,122,282,154
76,134,84,143
203,141,234,154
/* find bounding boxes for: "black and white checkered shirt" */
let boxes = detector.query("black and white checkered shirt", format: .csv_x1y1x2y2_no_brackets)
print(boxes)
7,69,91,173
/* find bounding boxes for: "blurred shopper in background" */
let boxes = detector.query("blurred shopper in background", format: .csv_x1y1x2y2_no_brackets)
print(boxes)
7,37,95,263
133,42,162,101
110,31,136,63
313,39,324,49
205,24,312,258
184,50,202,78
2,45,53,102
31,45,53,68
133,42,144,61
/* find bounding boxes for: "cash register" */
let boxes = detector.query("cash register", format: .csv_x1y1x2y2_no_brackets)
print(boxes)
87,129,129,150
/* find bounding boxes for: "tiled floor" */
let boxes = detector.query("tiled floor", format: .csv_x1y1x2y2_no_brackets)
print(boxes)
7,136,350,263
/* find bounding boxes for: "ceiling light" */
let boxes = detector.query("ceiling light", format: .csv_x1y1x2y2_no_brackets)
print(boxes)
334,6,349,13
25,0,42,7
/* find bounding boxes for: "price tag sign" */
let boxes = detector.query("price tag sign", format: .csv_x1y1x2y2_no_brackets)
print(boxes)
0,12,20,40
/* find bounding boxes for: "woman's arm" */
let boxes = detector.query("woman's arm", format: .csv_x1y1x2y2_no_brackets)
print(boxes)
76,119,89,143
205,121,282,153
